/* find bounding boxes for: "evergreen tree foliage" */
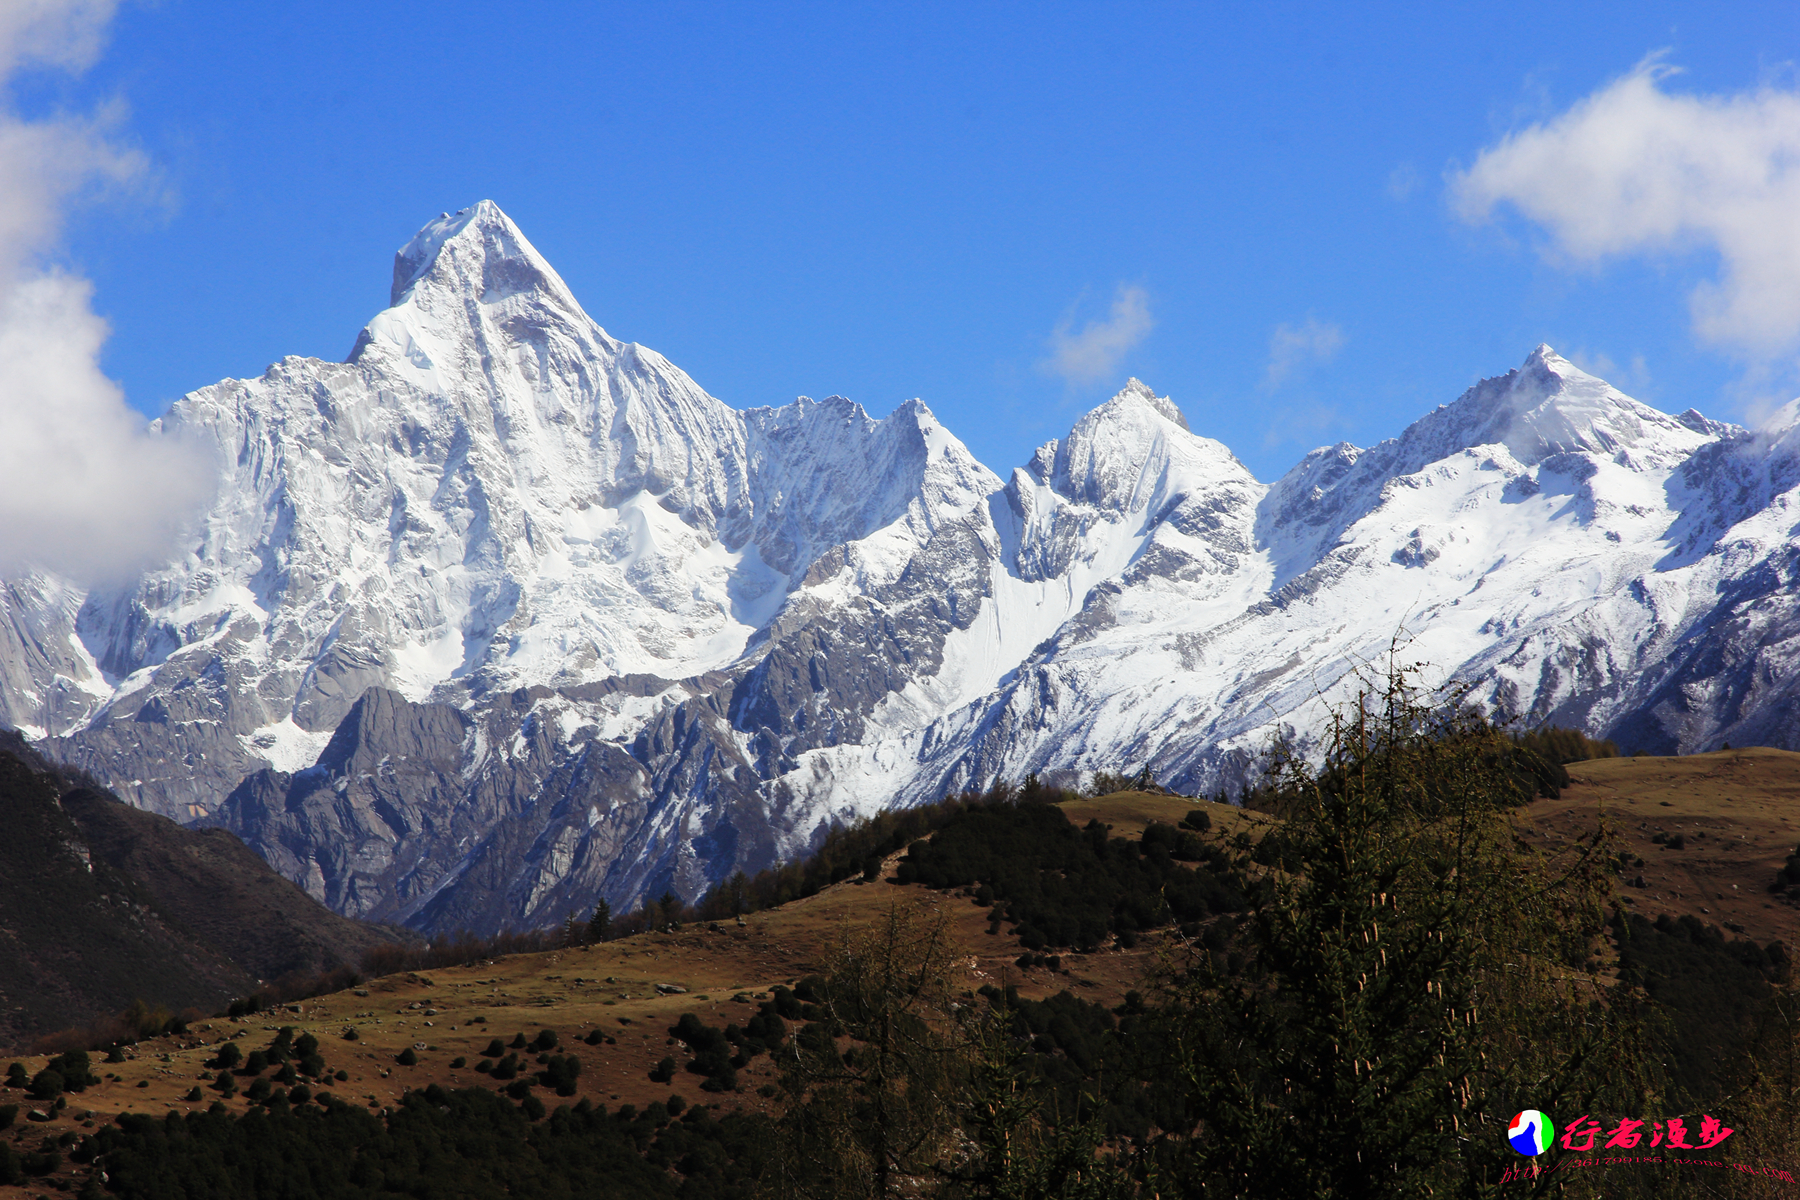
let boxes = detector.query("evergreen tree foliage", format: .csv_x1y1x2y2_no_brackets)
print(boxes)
1510,725,1620,766
1151,665,1642,1198
588,899,612,944
894,803,1242,951
82,1087,769,1199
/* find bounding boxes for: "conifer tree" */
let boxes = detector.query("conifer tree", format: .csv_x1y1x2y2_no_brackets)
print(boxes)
1153,662,1643,1198
587,899,611,943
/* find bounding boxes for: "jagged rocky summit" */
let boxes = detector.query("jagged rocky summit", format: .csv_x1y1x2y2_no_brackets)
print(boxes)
2,200,1796,935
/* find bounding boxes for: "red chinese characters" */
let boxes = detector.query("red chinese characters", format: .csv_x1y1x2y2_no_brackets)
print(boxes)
1603,1118,1645,1149
1560,1116,1600,1152
1698,1115,1735,1150
1651,1118,1695,1148
1557,1114,1731,1154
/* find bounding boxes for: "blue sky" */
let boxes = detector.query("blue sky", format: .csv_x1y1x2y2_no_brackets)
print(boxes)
14,1,1800,500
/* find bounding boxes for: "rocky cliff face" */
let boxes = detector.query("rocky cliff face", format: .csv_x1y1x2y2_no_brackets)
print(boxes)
3,201,1797,935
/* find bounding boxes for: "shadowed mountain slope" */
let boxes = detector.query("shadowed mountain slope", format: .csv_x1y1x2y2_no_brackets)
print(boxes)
0,732,401,1049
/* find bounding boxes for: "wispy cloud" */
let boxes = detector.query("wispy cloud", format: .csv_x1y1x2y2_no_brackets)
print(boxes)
1043,284,1152,386
1565,347,1652,395
1260,400,1342,452
1264,317,1345,389
1453,55,1800,358
1385,162,1419,202
0,0,209,582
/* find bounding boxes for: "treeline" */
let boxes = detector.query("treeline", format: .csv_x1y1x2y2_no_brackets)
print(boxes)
356,927,561,980
30,999,201,1057
894,804,1241,951
39,1086,769,1199
679,776,1079,926
1513,723,1620,765
1239,719,1614,816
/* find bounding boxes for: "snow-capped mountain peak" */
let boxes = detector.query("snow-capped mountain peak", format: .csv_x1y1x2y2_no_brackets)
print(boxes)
10,201,1800,943
1428,344,1705,468
350,200,607,396
1263,345,1720,561
1045,379,1242,510
388,199,581,314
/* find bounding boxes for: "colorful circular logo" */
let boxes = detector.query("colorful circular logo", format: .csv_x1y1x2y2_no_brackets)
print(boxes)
1508,1110,1554,1156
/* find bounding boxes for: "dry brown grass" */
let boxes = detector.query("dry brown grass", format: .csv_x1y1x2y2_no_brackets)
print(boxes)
1515,747,1800,951
0,821,1182,1197
1058,789,1267,840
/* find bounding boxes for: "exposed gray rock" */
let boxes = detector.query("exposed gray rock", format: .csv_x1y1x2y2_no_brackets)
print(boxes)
9,208,1800,940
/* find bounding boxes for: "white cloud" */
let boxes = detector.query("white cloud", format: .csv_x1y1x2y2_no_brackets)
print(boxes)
1264,317,1345,389
1453,57,1800,356
1044,284,1152,385
0,0,209,582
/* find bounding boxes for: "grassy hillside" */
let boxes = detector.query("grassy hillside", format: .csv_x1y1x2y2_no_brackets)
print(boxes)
6,748,1800,1196
1520,747,1800,949
0,791,1212,1196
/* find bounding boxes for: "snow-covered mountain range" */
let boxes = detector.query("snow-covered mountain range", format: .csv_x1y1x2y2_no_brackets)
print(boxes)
4,200,1798,934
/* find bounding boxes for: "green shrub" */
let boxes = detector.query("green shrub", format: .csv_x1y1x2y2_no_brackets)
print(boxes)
535,1054,582,1097
396,1048,418,1066
20,1146,59,1176
44,1051,98,1091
